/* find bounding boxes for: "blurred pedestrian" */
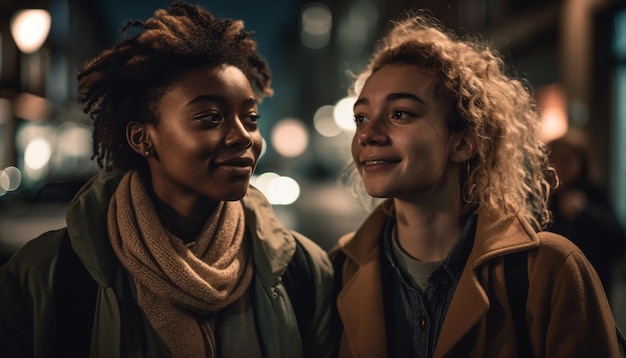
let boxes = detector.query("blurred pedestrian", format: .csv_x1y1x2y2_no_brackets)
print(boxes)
0,2,334,357
331,10,625,357
548,128,626,302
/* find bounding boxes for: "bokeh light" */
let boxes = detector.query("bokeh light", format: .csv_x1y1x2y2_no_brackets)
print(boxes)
271,118,309,158
10,9,51,54
300,3,332,49
0,167,22,196
267,176,300,205
251,172,300,205
24,137,51,171
252,171,280,193
314,105,342,137
537,84,568,142
333,97,357,131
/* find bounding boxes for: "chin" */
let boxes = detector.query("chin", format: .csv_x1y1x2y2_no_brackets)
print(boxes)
220,187,249,201
363,186,388,199
364,193,390,201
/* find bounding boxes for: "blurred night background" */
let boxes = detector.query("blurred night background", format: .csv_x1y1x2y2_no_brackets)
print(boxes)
1,0,625,328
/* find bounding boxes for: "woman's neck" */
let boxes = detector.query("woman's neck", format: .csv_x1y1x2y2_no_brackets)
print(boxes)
152,194,218,244
393,198,464,263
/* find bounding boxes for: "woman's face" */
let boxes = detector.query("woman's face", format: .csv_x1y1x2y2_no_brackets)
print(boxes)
352,63,466,203
145,64,263,206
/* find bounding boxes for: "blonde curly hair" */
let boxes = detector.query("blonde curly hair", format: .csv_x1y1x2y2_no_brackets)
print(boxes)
343,11,557,231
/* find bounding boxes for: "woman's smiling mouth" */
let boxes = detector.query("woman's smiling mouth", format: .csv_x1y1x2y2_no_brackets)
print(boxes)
364,160,390,165
360,158,400,172
214,157,255,175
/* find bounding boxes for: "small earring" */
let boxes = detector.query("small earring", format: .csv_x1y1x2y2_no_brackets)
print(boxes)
145,148,153,158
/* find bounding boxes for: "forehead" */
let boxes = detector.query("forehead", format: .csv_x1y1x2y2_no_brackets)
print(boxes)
159,64,255,104
361,64,439,97
175,64,252,90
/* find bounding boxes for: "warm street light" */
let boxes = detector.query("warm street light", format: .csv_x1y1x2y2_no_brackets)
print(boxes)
10,9,51,54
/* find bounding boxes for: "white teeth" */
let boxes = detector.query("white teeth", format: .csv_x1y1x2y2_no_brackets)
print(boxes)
364,160,387,165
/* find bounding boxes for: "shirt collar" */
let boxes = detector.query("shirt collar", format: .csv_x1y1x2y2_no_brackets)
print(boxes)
382,213,477,286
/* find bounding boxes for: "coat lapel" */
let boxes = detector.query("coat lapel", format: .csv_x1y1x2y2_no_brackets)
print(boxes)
433,256,489,357
337,258,386,357
434,207,539,356
336,204,390,357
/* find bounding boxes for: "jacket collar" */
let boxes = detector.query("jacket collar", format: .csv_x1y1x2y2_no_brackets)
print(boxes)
337,200,392,264
241,184,296,287
335,201,390,357
433,207,539,356
66,170,295,288
336,201,540,357
66,169,125,286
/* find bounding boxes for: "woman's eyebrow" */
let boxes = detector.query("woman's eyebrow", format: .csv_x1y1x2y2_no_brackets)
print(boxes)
187,95,258,106
386,92,426,105
354,92,426,111
188,94,225,105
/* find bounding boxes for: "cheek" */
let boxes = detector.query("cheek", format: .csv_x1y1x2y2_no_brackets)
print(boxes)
252,133,263,159
403,136,444,166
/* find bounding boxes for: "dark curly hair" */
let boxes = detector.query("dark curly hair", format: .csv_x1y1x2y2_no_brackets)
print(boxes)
77,2,273,171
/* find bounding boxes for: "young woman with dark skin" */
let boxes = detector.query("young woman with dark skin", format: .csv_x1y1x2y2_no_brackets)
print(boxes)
331,12,625,357
0,3,334,357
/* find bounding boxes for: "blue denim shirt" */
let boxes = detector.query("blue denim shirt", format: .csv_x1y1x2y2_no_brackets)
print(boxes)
381,214,476,357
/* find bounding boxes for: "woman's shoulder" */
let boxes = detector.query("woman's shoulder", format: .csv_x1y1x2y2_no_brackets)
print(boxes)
535,230,586,258
1,228,67,283
530,230,599,280
291,231,332,274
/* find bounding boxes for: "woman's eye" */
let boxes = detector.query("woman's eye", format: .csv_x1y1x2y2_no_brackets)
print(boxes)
247,113,260,123
354,114,368,125
195,112,222,124
241,114,260,129
391,110,410,119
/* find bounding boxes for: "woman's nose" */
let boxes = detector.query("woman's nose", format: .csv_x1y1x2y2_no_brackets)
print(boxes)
225,118,253,148
357,117,389,146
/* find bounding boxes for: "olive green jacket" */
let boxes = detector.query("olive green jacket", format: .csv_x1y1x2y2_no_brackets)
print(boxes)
333,201,623,357
0,170,334,357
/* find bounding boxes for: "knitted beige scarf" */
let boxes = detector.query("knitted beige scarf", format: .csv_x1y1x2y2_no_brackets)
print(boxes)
108,171,253,357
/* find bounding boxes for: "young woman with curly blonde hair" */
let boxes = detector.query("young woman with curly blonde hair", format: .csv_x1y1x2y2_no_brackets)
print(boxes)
331,11,624,357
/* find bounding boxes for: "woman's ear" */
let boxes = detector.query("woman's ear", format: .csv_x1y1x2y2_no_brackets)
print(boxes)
450,131,476,163
126,121,152,157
